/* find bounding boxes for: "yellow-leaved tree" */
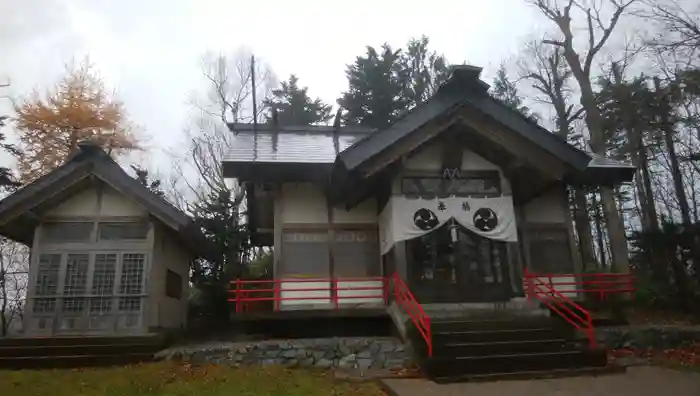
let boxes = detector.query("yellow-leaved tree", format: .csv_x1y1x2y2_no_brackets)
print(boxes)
14,60,140,183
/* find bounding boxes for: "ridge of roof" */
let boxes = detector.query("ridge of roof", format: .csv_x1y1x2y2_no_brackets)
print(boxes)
227,123,375,135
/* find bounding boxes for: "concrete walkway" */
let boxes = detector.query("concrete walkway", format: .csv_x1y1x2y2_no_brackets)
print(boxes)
380,366,700,396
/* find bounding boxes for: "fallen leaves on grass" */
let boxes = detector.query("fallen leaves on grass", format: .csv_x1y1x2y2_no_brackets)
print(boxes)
610,343,700,370
0,361,386,396
389,366,423,378
625,308,700,326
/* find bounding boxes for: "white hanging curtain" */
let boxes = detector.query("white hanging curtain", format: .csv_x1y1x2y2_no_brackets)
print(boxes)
379,196,518,255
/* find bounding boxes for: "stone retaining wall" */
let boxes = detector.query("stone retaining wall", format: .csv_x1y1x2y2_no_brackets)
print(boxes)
157,337,412,371
597,326,700,350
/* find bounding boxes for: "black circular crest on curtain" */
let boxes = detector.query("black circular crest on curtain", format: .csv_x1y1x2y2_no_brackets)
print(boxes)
413,208,439,231
473,208,498,232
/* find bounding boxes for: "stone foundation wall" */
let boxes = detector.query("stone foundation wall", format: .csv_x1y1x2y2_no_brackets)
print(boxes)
597,326,700,350
157,337,412,371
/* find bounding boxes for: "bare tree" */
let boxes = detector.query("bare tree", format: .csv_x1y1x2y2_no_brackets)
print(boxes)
169,49,276,204
164,49,275,288
0,238,29,337
518,39,600,269
641,0,700,61
528,0,638,272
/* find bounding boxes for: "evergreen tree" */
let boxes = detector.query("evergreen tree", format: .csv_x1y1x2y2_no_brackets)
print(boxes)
0,116,18,190
402,36,451,104
263,74,332,126
189,187,247,317
491,64,538,121
338,44,411,129
338,37,452,129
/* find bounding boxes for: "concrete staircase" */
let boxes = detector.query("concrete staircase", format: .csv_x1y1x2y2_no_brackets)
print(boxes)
0,334,167,370
392,302,621,383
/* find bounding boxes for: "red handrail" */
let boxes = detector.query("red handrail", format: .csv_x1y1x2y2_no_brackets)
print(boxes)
524,268,596,348
523,271,636,301
391,272,432,357
228,277,387,313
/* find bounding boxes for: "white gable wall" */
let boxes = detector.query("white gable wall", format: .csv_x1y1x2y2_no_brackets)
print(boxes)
45,185,147,218
279,183,377,224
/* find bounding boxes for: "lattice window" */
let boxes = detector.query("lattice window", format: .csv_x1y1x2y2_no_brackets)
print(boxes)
478,240,494,283
62,297,86,313
89,298,112,314
98,222,149,240
33,298,56,313
119,254,145,295
492,243,505,284
92,254,117,295
42,222,92,242
118,297,141,311
35,254,61,296
63,254,89,295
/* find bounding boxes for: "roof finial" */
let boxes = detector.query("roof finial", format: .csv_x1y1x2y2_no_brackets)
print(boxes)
332,108,342,155
271,106,279,152
333,108,342,130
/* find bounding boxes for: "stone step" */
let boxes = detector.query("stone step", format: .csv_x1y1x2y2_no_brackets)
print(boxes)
432,338,575,357
430,317,566,333
433,327,564,344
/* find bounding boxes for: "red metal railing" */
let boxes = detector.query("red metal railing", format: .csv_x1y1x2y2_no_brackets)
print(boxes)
391,272,432,357
524,268,596,348
523,271,635,301
228,277,388,313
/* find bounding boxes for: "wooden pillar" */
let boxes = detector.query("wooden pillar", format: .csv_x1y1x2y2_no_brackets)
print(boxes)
273,184,283,280
325,192,336,308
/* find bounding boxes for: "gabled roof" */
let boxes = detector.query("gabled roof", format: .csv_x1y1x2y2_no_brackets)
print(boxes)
0,141,215,260
221,65,634,191
336,65,593,173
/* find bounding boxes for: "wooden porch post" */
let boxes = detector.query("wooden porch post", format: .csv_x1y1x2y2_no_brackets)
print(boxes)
325,192,336,308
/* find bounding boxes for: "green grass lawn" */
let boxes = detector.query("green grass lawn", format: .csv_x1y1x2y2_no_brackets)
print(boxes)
0,361,387,396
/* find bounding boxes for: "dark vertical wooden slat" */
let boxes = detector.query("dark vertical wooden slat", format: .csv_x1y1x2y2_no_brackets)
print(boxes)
325,193,336,307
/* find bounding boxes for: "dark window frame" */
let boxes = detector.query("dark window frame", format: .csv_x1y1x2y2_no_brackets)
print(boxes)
98,221,149,240
41,222,93,243
165,269,183,299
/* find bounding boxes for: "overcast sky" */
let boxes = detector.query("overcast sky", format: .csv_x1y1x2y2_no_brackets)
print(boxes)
1,0,546,176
